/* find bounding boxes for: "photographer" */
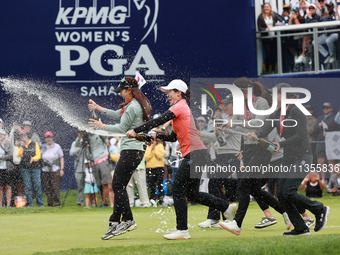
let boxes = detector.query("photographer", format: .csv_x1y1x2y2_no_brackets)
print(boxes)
70,131,86,206
75,130,114,208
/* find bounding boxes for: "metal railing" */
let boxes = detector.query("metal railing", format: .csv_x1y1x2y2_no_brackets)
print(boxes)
256,20,340,76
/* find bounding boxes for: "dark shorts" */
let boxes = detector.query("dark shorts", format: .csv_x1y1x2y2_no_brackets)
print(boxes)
0,170,15,186
315,143,326,159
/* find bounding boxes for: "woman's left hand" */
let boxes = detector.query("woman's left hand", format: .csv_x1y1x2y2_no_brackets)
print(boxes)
126,129,136,138
89,118,105,129
60,169,64,178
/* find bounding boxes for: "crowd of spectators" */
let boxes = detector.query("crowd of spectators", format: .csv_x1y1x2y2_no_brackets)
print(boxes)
257,1,340,74
1,101,339,208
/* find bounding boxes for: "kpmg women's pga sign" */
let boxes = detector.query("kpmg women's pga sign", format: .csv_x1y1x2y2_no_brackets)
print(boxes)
55,0,164,83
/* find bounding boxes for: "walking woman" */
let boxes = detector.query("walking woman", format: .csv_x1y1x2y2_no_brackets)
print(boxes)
250,83,330,236
88,77,152,240
126,79,234,240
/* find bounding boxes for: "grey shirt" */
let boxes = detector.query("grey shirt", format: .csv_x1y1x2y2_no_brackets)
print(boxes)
102,98,144,152
75,134,108,161
233,96,270,145
70,140,85,173
200,116,242,155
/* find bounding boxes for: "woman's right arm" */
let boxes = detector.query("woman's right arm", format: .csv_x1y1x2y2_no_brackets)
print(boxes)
88,99,122,120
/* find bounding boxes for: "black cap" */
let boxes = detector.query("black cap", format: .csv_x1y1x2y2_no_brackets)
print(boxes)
326,2,334,7
304,104,313,111
221,94,233,105
113,77,138,93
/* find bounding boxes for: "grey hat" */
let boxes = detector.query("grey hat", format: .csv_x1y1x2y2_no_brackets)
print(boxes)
0,129,6,135
196,116,207,123
23,120,32,126
233,77,252,90
323,102,332,108
221,94,233,105
148,129,157,136
0,118,3,123
269,83,292,93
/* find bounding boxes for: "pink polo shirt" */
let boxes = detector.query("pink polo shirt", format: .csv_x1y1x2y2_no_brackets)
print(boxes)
169,99,206,157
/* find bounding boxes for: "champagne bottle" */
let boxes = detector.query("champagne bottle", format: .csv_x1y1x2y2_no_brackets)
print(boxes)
91,109,99,120
258,138,278,152
89,99,99,120
134,133,152,143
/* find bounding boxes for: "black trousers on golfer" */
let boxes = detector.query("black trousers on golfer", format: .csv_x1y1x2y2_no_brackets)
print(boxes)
109,150,144,223
234,144,285,228
277,154,324,232
207,153,240,221
172,150,230,230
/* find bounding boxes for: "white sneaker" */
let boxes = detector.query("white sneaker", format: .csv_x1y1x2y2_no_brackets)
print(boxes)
219,220,242,236
223,203,238,221
295,55,306,64
283,212,292,230
254,217,277,229
303,217,315,229
329,56,335,63
150,199,157,208
163,230,191,240
324,55,331,64
198,219,221,228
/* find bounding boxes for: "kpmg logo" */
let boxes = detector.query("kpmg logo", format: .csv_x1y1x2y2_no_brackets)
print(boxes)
55,0,164,90
201,84,312,116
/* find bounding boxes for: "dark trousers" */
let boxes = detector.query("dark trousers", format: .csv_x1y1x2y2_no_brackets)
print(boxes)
172,150,230,230
42,170,61,206
263,38,277,72
109,150,144,223
207,153,239,220
277,154,323,232
234,144,285,227
146,167,164,201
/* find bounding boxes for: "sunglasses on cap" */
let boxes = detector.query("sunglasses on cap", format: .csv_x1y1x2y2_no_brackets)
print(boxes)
309,6,316,9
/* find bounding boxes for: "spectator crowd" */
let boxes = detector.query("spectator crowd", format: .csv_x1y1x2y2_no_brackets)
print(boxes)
257,0,340,74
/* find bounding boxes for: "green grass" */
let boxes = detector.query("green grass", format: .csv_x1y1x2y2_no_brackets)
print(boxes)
1,191,339,255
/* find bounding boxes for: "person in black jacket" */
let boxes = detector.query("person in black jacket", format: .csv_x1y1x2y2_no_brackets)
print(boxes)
313,102,340,184
250,83,330,236
17,129,43,207
257,3,280,74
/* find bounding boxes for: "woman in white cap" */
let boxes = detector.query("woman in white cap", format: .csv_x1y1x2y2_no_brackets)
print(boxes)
126,79,234,240
88,76,152,240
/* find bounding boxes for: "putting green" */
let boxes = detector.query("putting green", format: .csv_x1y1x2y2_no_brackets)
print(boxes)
1,194,339,255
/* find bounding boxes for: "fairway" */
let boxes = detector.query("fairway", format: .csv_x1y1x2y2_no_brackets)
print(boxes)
1,192,340,255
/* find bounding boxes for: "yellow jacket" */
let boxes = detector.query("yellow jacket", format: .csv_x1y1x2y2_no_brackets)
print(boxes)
144,143,164,169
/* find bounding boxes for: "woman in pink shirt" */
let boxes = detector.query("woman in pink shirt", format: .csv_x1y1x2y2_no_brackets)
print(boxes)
127,79,234,240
